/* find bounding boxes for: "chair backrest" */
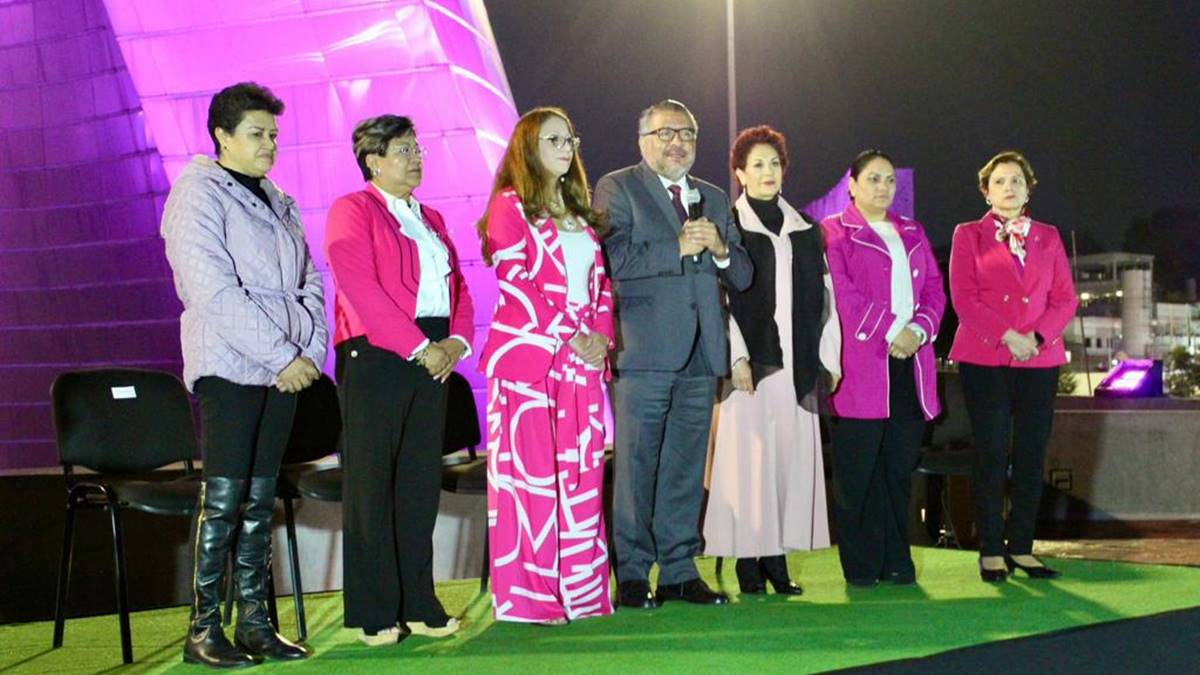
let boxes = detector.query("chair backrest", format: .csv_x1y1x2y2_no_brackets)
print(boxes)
443,372,481,454
282,373,342,465
51,368,199,473
926,370,973,450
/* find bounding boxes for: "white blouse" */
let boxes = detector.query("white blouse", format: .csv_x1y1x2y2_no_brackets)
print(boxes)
557,230,596,306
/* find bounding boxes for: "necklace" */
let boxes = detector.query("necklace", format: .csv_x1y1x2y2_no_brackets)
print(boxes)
556,213,584,232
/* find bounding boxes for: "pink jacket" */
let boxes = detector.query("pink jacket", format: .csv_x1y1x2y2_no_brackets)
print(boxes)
162,156,328,391
821,205,945,420
477,189,615,383
948,212,1078,367
324,184,474,358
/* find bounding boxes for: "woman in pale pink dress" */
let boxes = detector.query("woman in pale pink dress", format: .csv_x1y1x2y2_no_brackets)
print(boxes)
476,107,614,624
704,126,841,594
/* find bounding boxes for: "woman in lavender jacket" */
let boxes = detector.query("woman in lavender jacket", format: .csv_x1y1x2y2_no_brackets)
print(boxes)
161,82,326,668
820,150,945,587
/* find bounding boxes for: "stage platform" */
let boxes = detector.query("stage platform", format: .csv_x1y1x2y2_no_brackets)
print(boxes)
3,547,1198,674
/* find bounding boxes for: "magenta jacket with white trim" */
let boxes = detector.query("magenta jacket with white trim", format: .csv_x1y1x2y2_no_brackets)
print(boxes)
821,204,945,420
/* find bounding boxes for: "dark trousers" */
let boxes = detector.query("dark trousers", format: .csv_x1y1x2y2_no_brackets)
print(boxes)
194,376,297,479
612,330,715,585
830,357,925,583
959,363,1058,556
338,319,450,631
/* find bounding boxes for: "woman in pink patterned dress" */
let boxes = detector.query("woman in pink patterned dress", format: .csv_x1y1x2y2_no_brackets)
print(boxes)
477,107,614,625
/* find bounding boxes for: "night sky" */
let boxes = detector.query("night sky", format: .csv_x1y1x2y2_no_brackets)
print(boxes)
486,0,1200,250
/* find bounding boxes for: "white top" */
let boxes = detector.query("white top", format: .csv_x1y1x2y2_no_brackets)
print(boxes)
868,220,925,344
655,173,731,269
378,187,451,318
557,230,596,306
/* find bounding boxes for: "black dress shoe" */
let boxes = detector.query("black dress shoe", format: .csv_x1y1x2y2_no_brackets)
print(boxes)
884,572,916,586
760,556,803,595
979,558,1008,583
655,579,729,605
1005,555,1062,579
617,580,661,609
846,578,878,588
735,558,767,594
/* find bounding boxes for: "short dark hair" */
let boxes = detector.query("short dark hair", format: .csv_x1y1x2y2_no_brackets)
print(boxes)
849,149,893,179
730,125,788,172
206,82,284,154
978,150,1037,194
351,115,415,181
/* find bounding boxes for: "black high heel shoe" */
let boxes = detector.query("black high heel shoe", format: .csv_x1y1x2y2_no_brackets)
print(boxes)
979,558,1008,583
735,558,767,594
1004,555,1061,579
760,555,803,595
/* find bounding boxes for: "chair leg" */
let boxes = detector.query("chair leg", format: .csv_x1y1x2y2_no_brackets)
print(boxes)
52,499,78,649
108,504,133,664
479,523,490,594
267,563,280,631
282,497,306,641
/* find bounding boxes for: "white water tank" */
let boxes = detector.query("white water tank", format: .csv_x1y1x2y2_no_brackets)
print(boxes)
1121,268,1152,357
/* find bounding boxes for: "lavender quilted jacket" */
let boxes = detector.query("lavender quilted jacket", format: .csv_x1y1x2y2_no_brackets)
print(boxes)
162,156,328,391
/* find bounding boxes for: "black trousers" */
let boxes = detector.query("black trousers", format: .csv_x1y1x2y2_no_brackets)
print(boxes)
959,363,1058,557
338,319,450,631
194,376,297,479
830,357,925,583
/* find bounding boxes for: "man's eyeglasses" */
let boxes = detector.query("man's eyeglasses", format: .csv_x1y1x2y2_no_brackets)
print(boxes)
640,127,697,143
539,134,582,151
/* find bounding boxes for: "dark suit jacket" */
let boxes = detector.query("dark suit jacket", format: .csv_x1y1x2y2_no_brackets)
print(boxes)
593,162,752,375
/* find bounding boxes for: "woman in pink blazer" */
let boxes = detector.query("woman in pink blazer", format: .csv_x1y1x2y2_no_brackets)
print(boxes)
949,151,1078,582
821,150,945,587
477,107,615,624
325,115,474,645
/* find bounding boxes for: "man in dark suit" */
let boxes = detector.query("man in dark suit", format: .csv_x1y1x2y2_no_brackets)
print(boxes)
594,99,752,608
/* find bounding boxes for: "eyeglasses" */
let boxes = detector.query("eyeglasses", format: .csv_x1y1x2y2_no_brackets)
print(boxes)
640,127,697,143
389,143,426,158
539,134,581,151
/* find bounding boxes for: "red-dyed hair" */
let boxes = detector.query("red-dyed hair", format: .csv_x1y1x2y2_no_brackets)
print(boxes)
730,125,789,173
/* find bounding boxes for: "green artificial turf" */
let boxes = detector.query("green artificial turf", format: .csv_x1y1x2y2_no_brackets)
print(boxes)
3,547,1198,674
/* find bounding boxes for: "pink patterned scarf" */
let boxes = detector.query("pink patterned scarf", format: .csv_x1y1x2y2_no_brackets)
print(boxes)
994,213,1032,265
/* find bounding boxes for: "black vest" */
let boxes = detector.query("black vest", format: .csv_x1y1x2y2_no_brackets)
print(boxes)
726,209,827,405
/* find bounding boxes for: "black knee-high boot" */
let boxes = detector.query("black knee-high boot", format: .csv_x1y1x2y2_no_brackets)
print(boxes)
760,555,804,595
735,558,766,594
233,478,309,661
183,477,258,668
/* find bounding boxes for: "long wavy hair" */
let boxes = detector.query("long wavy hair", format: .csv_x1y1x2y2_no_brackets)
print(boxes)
477,107,606,265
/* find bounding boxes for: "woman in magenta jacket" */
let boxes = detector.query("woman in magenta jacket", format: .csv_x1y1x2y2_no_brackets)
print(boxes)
821,150,945,587
325,115,474,644
949,151,1078,582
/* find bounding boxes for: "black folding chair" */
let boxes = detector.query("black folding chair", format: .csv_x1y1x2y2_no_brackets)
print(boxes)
436,372,487,591
50,368,201,664
917,371,976,547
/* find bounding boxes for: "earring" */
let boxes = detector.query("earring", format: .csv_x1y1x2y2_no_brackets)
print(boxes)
373,168,380,177
986,198,992,206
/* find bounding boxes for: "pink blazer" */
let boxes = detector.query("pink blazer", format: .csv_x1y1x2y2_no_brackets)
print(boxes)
821,205,945,420
477,189,615,383
948,211,1078,368
324,183,474,358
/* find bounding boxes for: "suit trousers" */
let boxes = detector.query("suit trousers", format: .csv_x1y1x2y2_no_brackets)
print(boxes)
612,326,715,585
830,357,925,583
958,363,1058,556
194,376,296,479
338,319,450,631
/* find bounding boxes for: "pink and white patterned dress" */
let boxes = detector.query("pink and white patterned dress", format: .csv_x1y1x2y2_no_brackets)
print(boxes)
478,190,615,623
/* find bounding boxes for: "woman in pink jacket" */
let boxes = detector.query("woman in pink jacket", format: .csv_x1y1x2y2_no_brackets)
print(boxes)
477,107,615,624
949,151,1078,582
325,115,474,644
821,150,945,587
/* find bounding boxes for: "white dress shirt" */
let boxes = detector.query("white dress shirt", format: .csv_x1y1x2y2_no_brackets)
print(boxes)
377,186,470,358
557,230,596,306
656,173,731,269
868,220,926,344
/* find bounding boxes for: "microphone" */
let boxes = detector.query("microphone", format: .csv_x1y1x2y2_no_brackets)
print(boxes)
685,189,703,262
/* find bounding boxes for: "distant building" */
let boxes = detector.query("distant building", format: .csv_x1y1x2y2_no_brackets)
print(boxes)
1064,253,1200,369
